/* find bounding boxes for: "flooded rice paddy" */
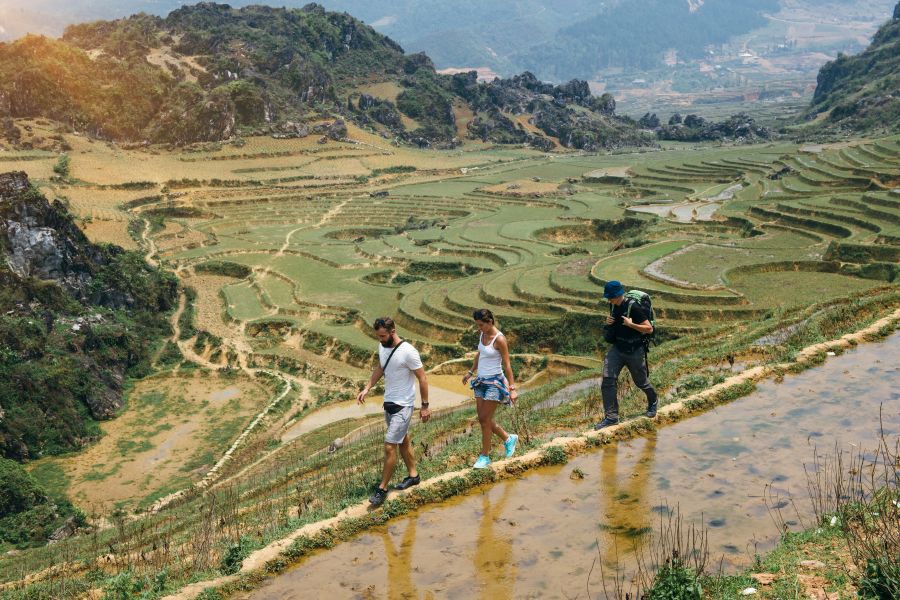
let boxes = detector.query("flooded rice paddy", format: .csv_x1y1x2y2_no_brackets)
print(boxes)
244,333,899,599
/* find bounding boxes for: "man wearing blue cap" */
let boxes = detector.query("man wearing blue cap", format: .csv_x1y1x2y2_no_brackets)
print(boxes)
595,280,658,429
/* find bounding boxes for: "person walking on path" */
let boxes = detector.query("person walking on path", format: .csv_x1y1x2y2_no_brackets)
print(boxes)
358,317,431,507
594,281,658,430
462,308,519,469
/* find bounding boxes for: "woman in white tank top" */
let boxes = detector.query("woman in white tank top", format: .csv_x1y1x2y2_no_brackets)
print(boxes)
462,308,519,469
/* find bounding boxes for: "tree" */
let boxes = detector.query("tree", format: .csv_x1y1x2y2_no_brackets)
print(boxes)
683,114,705,128
0,458,47,518
639,112,660,129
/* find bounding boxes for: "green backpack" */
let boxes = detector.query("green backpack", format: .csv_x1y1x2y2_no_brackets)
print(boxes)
622,289,657,349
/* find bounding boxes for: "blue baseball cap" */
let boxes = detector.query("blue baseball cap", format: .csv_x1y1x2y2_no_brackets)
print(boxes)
603,280,625,299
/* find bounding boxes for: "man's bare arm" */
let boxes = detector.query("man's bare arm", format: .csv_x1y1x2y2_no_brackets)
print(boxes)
357,365,384,404
414,367,431,422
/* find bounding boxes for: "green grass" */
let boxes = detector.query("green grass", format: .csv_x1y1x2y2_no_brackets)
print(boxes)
9,131,900,597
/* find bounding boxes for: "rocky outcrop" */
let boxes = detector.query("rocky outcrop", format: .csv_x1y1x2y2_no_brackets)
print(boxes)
0,171,177,460
0,172,105,302
655,112,771,142
531,100,649,151
354,95,404,131
466,107,554,151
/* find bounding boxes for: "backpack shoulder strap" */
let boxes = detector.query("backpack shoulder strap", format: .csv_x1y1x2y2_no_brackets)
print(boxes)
380,340,406,370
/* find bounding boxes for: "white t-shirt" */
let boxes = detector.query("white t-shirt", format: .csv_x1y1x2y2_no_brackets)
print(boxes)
378,341,423,407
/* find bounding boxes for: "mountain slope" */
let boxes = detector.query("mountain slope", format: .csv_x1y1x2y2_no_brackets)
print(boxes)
513,0,780,79
0,172,177,461
0,4,410,144
0,3,649,150
806,2,900,133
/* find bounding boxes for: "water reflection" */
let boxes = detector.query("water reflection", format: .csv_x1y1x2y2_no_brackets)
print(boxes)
242,333,899,599
473,487,516,599
597,436,655,547
380,521,434,600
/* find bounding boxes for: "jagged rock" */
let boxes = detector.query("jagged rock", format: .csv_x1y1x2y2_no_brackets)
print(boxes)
327,119,348,140
48,516,78,543
403,52,434,74
553,79,591,105
272,121,310,139
0,172,106,302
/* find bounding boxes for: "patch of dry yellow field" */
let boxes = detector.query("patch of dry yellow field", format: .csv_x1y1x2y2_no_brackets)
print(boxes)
185,272,248,340
80,219,138,249
145,46,204,83
482,179,566,196
1,158,55,180
355,81,403,102
43,372,270,509
453,102,476,140
584,166,632,178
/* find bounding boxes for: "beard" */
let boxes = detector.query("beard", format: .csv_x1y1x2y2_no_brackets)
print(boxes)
380,339,395,348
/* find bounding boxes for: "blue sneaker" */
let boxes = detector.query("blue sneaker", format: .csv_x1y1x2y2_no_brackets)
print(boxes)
504,434,519,458
473,455,492,469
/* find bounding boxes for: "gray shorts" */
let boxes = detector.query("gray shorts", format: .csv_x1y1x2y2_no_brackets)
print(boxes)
384,404,413,444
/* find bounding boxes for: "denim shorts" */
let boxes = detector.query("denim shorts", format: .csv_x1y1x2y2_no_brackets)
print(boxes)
471,374,510,404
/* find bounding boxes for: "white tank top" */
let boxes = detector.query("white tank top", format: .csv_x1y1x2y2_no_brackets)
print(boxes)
477,331,504,377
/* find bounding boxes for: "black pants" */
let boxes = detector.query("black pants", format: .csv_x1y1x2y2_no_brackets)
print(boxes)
601,345,657,420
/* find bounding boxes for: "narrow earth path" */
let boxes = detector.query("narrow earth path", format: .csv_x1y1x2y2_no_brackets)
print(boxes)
161,309,900,600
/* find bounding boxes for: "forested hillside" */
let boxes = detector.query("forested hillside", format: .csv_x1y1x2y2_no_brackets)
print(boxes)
512,0,779,79
0,3,650,149
806,2,900,133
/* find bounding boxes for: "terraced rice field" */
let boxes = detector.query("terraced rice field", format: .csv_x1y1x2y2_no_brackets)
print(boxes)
11,126,898,391
4,123,899,598
159,137,895,371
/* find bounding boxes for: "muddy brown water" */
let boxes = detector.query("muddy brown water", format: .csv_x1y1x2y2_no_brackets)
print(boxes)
242,334,899,599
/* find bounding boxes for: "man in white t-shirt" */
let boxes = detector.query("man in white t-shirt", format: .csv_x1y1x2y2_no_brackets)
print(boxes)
357,317,430,507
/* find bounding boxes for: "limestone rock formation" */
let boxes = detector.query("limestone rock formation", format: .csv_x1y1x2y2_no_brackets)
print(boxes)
0,171,177,459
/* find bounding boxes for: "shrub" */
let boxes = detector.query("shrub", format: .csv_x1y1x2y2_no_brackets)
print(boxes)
195,261,253,279
647,558,703,600
542,446,567,465
0,458,46,518
52,154,70,177
220,535,251,575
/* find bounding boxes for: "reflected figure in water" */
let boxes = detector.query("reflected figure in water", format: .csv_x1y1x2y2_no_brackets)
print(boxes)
473,484,517,599
594,436,656,578
380,520,436,600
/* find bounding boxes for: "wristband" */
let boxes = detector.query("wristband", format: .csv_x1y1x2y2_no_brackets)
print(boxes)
467,370,475,376
421,403,429,408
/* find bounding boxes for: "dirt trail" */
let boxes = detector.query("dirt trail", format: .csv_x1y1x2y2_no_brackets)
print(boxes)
132,207,320,511
142,218,159,267
150,289,187,368
161,308,900,600
315,197,349,228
